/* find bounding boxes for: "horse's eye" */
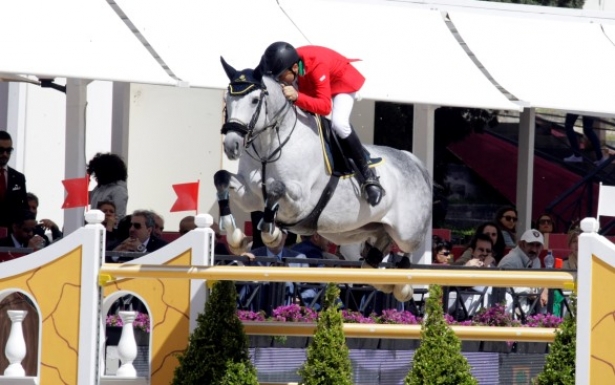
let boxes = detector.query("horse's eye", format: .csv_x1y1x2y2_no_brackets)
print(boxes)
251,98,259,105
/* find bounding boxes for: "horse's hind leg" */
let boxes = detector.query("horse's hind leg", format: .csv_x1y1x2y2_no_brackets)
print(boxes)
214,170,251,255
362,232,414,303
360,233,395,295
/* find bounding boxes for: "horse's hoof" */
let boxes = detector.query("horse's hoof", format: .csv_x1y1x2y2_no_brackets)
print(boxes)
262,227,283,249
393,284,414,303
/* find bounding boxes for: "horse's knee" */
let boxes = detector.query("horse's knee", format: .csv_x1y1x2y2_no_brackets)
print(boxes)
214,170,232,192
265,180,287,202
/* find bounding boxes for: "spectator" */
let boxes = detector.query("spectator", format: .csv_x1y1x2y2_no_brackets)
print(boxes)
562,228,581,270
151,211,164,238
240,230,313,311
535,213,554,235
562,114,605,165
0,210,45,250
498,229,548,313
27,192,62,244
432,236,452,265
112,210,167,253
0,131,28,228
463,233,496,268
87,152,128,223
495,206,517,247
454,222,506,266
179,215,196,235
292,233,330,260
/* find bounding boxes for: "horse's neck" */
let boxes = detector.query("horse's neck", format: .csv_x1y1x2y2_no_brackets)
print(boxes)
250,109,323,175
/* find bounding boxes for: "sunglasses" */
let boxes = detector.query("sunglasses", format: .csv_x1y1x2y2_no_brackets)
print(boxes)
438,251,451,256
539,219,552,225
502,215,518,222
0,147,14,154
130,222,143,229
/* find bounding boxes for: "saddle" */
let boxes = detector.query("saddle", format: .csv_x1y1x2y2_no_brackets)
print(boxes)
314,115,383,177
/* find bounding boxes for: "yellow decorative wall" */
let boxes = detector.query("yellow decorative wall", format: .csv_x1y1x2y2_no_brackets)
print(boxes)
103,251,192,383
590,255,615,383
0,247,82,385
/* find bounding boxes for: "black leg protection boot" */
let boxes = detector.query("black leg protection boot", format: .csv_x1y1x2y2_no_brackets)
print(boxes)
340,131,385,206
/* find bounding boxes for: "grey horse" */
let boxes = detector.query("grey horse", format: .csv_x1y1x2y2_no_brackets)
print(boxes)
214,58,432,302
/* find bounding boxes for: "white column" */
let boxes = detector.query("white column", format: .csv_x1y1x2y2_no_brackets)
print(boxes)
63,79,90,235
4,310,28,377
115,311,138,378
412,104,436,265
350,98,376,144
190,214,214,332
78,209,105,385
516,108,535,234
0,82,27,171
111,82,131,160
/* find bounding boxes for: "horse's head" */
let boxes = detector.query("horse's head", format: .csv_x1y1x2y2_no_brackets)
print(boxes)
220,57,290,160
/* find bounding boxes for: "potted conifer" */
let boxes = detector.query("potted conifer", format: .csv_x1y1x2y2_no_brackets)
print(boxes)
405,284,478,385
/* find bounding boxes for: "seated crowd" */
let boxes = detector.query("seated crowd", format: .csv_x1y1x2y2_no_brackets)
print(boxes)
0,144,579,323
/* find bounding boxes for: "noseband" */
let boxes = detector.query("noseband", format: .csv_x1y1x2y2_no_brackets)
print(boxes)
221,82,296,161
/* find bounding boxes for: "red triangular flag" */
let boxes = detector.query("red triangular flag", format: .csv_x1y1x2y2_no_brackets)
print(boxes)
62,176,89,209
171,181,200,212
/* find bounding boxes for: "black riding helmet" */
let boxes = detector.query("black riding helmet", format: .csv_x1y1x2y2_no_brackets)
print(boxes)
262,41,300,79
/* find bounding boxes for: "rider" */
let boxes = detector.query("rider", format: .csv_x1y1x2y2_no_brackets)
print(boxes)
260,42,384,206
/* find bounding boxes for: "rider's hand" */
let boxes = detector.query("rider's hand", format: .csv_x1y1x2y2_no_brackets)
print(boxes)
281,85,298,102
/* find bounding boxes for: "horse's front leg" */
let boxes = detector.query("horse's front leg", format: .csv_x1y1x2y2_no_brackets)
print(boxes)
258,179,287,249
213,170,260,255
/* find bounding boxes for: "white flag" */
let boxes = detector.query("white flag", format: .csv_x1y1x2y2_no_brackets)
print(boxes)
598,183,615,218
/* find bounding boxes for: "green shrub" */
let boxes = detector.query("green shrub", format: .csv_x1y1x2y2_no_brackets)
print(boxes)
220,360,259,385
405,284,478,385
533,295,576,385
298,283,352,385
171,280,256,384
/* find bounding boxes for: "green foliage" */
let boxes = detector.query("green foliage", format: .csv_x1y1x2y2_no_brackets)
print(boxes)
481,0,584,7
533,295,577,385
405,285,478,385
220,361,259,385
172,280,256,385
298,283,352,385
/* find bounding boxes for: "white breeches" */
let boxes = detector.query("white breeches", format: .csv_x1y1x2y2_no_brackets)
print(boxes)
331,92,357,139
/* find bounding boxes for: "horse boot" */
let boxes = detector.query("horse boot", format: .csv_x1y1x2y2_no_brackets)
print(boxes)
361,244,394,294
341,131,385,206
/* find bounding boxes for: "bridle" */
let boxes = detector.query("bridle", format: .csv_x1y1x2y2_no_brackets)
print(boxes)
221,81,297,165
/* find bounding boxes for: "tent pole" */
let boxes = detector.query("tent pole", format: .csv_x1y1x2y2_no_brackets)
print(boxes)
516,107,535,234
64,78,91,235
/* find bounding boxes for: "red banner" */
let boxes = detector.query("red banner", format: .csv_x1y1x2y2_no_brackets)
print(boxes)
62,176,89,209
171,181,200,212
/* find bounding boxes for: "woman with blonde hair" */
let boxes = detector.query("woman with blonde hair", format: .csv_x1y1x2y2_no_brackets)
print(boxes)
563,228,581,270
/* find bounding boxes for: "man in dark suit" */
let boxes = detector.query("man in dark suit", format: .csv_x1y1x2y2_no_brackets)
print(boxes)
0,131,28,228
112,210,168,253
0,210,45,250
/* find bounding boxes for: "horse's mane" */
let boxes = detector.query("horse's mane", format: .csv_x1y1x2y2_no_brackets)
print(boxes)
261,75,310,120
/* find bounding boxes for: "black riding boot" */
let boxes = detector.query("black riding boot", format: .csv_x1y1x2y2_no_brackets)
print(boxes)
340,131,385,206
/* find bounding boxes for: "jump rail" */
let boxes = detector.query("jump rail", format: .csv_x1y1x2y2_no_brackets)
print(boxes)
99,264,576,290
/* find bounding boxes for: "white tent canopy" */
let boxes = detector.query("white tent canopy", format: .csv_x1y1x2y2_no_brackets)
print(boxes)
113,0,310,89
450,11,615,116
278,0,520,110
0,0,176,86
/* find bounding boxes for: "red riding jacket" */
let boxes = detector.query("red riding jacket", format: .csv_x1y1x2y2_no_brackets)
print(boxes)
295,45,365,116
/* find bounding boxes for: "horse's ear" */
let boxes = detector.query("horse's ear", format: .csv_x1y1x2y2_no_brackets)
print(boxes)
220,56,237,81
